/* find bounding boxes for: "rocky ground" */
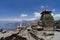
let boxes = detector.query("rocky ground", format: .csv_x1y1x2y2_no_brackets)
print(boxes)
0,29,59,40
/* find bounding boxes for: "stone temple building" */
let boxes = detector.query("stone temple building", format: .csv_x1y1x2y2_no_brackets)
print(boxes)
39,10,54,31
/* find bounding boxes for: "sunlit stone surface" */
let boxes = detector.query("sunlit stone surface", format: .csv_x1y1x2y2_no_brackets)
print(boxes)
52,31,60,40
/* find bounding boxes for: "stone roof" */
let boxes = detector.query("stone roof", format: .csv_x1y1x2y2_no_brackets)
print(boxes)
41,10,52,14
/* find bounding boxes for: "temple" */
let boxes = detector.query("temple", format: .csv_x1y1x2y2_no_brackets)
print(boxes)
39,10,54,31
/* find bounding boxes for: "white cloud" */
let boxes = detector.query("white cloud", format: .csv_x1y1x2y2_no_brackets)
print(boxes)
0,18,37,21
0,12,60,21
25,12,41,21
34,12,41,17
51,13,60,20
54,14,60,20
29,12,41,21
0,18,22,21
21,14,27,17
55,14,60,17
51,13,55,17
41,5,44,8
24,18,36,21
52,9,56,11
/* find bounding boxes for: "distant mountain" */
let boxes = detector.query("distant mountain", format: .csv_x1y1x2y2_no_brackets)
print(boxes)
0,20,38,30
0,21,20,30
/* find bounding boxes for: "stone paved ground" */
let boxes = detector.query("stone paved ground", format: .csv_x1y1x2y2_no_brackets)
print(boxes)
52,31,60,40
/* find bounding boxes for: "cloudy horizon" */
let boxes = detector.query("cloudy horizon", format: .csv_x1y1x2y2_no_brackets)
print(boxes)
0,11,60,21
0,0,60,21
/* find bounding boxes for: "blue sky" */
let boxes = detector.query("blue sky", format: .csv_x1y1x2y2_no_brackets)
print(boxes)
0,0,60,21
